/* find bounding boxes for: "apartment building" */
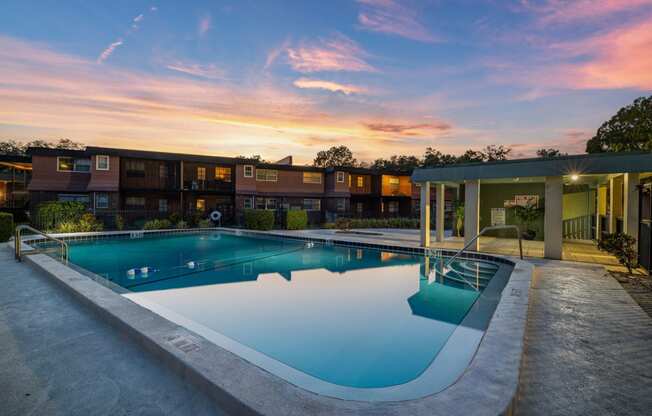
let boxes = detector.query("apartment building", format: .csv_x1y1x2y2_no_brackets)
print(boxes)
25,146,451,227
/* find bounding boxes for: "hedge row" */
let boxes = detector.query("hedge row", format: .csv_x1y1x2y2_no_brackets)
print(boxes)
0,212,13,242
244,209,275,230
332,217,420,230
286,210,308,230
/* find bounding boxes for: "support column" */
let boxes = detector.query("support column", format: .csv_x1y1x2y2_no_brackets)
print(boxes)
464,180,480,251
609,175,623,233
420,182,431,248
623,173,640,246
436,183,445,242
544,176,563,260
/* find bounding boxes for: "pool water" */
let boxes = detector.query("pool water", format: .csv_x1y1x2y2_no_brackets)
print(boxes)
60,232,508,395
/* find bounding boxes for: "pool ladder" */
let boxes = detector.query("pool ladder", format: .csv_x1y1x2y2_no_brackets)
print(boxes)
14,225,69,264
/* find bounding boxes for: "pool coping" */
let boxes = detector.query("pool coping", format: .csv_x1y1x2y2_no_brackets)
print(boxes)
16,228,533,416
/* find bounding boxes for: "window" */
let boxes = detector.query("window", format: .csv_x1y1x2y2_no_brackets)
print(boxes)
58,194,89,204
356,176,364,188
215,167,232,182
243,165,254,178
356,202,363,214
255,198,265,210
159,164,168,179
125,197,145,208
158,199,168,213
388,177,400,185
303,198,321,211
196,199,206,211
336,198,346,212
256,169,278,182
243,197,253,209
57,157,91,173
197,167,206,181
265,198,277,210
95,193,109,209
96,155,110,171
125,160,145,177
303,172,322,184
388,201,399,214
336,171,345,183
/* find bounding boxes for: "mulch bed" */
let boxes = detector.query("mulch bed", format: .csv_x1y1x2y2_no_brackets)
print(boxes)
610,271,652,319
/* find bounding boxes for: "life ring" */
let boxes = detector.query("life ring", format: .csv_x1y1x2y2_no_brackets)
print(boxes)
210,210,222,222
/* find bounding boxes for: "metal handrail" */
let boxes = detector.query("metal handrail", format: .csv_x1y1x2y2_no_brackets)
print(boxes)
445,225,523,268
15,225,69,264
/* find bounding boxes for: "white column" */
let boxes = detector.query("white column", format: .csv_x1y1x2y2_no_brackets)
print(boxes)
436,183,445,242
623,173,640,245
464,180,480,251
544,176,563,260
420,182,431,247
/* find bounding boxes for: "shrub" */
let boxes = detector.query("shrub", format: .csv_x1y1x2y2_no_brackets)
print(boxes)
0,212,14,242
244,209,274,231
54,213,103,233
115,215,125,231
598,232,638,274
336,217,419,230
335,217,351,230
286,210,308,230
143,219,171,230
36,201,86,231
176,220,189,229
197,219,212,228
168,212,182,225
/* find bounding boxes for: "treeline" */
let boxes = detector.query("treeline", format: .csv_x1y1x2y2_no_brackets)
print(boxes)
0,139,84,155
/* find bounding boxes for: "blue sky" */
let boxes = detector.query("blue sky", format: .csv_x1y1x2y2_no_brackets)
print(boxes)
1,0,651,162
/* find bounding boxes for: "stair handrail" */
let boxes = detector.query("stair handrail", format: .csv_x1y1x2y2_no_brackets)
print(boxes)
15,224,69,264
444,225,523,268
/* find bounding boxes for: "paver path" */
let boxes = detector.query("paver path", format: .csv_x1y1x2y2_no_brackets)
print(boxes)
0,246,225,416
517,261,652,415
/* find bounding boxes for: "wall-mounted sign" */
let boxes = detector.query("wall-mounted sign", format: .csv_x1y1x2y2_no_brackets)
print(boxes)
491,208,506,226
504,195,539,208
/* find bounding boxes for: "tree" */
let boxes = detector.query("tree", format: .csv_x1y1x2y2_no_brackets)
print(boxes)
482,145,511,161
313,145,357,168
457,149,485,163
536,148,567,158
422,147,457,167
586,96,652,153
0,138,85,155
370,155,420,171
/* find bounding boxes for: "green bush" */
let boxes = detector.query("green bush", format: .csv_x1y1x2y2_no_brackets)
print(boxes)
244,209,274,231
286,210,308,230
0,212,14,242
598,232,638,274
143,219,171,230
168,212,182,225
336,217,419,230
36,201,86,231
115,215,125,231
176,220,189,229
54,213,103,233
197,219,212,228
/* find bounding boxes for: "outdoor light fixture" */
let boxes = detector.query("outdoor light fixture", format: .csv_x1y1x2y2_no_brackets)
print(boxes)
570,174,579,181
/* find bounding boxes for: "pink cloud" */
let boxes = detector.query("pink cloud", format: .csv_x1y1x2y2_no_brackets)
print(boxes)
287,33,376,73
97,39,123,64
166,62,226,80
292,78,367,95
357,0,439,42
522,0,652,24
198,15,212,36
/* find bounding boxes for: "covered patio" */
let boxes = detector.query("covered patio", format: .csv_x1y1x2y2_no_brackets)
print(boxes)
412,152,652,268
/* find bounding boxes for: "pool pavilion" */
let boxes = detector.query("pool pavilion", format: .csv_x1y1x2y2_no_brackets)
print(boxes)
412,152,652,270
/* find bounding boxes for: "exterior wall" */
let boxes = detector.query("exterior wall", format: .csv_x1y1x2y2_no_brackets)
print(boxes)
325,171,350,195
87,155,120,192
28,155,91,192
479,183,546,241
235,164,324,195
349,174,373,194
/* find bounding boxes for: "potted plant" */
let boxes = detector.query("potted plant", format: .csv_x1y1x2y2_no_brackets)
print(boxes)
510,202,543,240
454,202,464,237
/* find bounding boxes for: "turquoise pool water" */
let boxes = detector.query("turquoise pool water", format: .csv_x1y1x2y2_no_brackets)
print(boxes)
61,232,507,394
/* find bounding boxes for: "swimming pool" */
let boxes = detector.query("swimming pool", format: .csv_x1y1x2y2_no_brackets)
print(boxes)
44,230,513,401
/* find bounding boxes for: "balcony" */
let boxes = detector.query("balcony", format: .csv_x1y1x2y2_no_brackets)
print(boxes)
183,179,234,193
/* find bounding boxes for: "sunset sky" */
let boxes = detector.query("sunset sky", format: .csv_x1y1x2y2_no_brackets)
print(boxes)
1,0,651,163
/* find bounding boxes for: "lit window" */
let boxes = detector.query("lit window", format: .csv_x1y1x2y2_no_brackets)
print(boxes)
57,157,91,173
215,167,232,182
303,198,321,211
197,167,206,180
388,177,400,185
158,199,168,213
196,199,205,211
336,171,345,183
356,176,364,188
244,165,254,178
303,171,322,184
125,197,145,208
256,169,278,182
243,197,253,209
95,193,109,209
336,199,346,211
96,155,110,171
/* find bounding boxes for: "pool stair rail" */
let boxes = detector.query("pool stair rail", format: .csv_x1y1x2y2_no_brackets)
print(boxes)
15,224,69,264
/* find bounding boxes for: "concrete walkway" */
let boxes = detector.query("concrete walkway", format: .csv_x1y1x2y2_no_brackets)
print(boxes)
517,261,652,415
0,246,225,416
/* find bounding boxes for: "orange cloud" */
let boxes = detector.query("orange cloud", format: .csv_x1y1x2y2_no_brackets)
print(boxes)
292,78,367,95
287,33,377,73
357,0,439,42
523,0,652,24
364,122,451,135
